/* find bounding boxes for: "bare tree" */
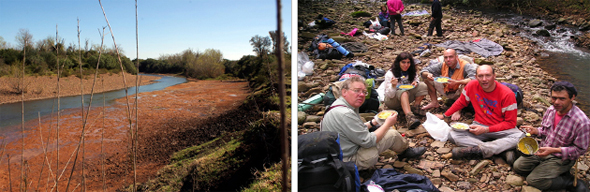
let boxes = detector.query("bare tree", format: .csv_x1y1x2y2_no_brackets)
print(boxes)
269,30,290,55
16,29,34,51
0,36,8,49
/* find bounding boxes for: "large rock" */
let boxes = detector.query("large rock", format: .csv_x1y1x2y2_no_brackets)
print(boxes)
298,111,307,125
441,170,460,182
536,29,551,37
522,185,542,192
506,174,524,186
528,19,543,28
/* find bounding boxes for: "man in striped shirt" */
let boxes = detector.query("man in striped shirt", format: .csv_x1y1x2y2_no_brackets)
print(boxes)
514,81,589,191
436,65,523,165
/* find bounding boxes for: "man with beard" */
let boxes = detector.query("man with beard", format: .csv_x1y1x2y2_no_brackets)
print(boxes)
321,76,426,170
513,81,589,191
436,65,523,165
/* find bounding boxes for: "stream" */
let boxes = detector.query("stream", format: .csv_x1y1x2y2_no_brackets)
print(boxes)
0,74,187,131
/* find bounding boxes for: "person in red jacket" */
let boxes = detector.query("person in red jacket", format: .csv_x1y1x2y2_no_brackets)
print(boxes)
436,65,523,165
387,0,404,36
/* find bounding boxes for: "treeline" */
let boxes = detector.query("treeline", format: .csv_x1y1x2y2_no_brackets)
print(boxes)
137,30,291,84
0,30,136,78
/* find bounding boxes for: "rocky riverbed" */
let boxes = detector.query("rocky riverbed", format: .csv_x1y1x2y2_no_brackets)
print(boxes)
297,1,590,191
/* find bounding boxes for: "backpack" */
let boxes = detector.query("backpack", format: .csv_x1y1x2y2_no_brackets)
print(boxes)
299,131,361,192
316,14,336,29
500,82,524,108
323,80,380,114
309,34,345,60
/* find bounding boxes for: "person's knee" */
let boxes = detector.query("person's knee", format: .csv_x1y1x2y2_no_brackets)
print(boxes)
526,175,550,190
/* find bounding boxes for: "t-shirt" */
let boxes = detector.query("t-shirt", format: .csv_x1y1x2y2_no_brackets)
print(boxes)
445,80,518,132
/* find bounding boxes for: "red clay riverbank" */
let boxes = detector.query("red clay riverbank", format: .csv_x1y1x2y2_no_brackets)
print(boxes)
0,79,249,191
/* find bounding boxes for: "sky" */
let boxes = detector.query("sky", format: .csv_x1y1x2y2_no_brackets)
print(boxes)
0,0,292,61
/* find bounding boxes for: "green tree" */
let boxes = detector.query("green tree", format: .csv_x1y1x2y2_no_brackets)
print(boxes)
268,31,290,55
249,35,271,58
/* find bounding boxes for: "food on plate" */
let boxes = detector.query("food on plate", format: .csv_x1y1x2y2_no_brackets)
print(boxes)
398,85,414,89
436,77,449,83
451,123,469,130
378,111,397,119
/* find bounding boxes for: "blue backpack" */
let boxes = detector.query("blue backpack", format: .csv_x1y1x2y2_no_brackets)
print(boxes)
298,131,361,192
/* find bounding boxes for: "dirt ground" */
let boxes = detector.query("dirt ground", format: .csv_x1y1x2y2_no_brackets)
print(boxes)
0,73,161,105
0,79,249,191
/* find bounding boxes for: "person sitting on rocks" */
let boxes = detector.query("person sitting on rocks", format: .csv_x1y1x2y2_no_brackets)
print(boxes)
379,52,428,130
513,81,589,191
436,65,523,165
378,5,389,28
322,75,426,170
420,49,477,120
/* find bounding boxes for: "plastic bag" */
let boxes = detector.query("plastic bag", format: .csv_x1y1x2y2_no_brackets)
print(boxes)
362,31,388,41
422,112,451,142
297,52,314,80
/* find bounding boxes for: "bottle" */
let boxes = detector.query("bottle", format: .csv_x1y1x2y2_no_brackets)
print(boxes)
298,93,325,111
323,38,351,57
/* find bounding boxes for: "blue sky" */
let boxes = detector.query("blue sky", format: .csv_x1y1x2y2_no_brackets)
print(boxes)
0,0,292,60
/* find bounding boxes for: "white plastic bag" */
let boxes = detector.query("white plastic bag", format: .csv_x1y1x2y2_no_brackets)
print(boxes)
422,112,451,142
298,52,314,76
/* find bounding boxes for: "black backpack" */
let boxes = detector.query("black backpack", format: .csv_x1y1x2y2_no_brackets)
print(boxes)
500,82,524,108
308,34,346,60
298,131,361,192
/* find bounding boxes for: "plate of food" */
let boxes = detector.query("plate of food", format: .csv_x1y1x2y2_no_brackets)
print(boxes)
397,84,415,90
449,122,470,132
434,77,451,83
374,110,398,125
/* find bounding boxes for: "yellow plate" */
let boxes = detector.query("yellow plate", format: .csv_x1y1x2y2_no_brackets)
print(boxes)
397,84,415,90
434,77,450,83
518,137,539,155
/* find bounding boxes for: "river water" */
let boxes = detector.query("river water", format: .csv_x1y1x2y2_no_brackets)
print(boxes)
482,12,590,113
0,74,187,130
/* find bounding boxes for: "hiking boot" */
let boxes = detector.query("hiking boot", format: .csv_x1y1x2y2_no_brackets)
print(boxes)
405,113,421,130
397,147,426,160
411,106,426,116
451,146,484,160
501,150,516,166
548,174,590,192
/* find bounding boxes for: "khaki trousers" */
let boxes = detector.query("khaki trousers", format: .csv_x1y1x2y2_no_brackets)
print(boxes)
344,129,408,170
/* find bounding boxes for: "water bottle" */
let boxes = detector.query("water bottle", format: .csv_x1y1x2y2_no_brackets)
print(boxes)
298,93,325,111
323,38,350,57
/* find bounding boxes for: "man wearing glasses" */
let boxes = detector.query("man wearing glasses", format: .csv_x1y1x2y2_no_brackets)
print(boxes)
322,75,426,170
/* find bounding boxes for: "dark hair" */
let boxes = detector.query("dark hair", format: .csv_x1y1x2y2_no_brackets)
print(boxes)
380,5,387,12
551,81,577,98
389,52,416,82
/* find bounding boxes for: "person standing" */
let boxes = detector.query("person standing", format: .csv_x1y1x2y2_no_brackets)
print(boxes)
513,81,589,191
428,0,443,37
387,0,404,36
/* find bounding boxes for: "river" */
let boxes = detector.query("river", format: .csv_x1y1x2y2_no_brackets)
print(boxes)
0,74,187,131
480,11,590,114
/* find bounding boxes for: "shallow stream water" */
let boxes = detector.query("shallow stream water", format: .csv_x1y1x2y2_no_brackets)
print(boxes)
0,74,187,130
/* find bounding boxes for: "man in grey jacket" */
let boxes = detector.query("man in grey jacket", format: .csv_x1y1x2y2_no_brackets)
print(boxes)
322,76,426,170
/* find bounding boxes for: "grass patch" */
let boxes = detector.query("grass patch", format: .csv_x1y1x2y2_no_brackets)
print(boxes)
242,159,291,192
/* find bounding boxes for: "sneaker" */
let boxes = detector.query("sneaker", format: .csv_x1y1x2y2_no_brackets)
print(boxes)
411,106,426,116
451,146,483,160
397,147,426,160
405,113,421,130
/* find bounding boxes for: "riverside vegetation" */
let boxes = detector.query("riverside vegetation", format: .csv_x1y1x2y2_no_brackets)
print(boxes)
0,15,291,192
298,0,590,191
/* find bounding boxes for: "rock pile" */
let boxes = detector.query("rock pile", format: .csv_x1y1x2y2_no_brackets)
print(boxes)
297,0,590,191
